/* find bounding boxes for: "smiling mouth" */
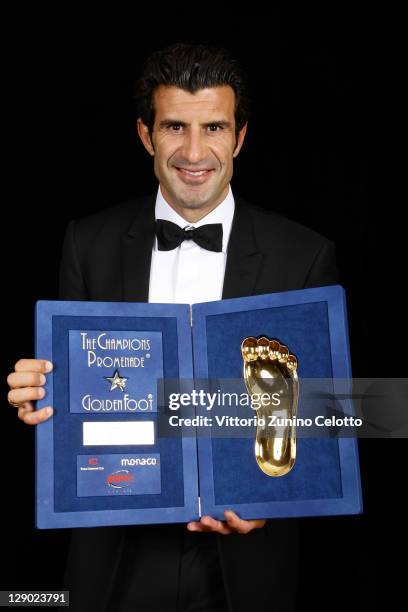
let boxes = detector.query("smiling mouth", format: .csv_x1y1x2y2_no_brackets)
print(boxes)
176,167,213,176
174,167,214,184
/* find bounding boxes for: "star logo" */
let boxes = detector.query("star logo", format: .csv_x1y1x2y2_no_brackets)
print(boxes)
104,369,128,392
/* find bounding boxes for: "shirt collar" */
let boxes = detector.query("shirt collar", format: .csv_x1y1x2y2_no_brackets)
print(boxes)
154,183,235,253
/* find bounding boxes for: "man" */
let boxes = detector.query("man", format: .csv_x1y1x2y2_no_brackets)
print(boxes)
7,43,338,611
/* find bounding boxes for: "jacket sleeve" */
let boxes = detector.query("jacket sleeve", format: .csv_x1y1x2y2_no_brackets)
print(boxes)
303,240,339,288
58,219,89,300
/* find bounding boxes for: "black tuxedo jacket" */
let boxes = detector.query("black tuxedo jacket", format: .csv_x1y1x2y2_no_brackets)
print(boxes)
58,190,338,612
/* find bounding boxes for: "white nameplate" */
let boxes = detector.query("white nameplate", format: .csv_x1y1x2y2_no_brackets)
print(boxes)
82,421,155,446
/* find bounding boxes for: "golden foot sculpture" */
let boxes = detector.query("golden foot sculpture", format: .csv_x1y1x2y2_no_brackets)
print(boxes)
241,337,299,477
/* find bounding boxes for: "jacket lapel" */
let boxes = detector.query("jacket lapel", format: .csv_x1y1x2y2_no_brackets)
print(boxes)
121,193,156,302
222,193,263,299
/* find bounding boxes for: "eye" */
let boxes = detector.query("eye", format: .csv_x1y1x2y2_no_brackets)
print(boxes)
169,123,182,131
208,124,222,132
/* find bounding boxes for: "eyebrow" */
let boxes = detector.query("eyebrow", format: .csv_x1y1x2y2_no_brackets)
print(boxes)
158,119,232,129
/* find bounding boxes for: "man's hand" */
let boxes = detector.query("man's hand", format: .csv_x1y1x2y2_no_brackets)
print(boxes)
187,511,266,535
7,359,54,425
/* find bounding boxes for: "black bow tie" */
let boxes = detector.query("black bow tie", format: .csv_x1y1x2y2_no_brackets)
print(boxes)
154,219,223,252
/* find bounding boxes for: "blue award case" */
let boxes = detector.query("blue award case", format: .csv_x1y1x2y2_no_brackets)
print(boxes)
35,285,362,529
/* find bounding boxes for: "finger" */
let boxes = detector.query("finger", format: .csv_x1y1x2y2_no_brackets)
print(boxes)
187,518,232,534
187,521,203,531
17,401,34,415
187,520,217,532
187,523,225,533
199,516,233,535
224,511,263,534
187,523,231,535
19,405,53,425
224,511,250,533
205,519,233,535
14,359,53,374
8,386,46,405
7,371,47,389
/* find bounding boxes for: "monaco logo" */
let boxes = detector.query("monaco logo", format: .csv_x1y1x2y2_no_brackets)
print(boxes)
106,469,134,489
121,457,158,466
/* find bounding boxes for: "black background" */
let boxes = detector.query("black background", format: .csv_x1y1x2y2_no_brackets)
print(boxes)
2,8,404,610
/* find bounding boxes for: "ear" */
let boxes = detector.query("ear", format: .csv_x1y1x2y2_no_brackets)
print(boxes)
233,122,248,158
137,118,155,156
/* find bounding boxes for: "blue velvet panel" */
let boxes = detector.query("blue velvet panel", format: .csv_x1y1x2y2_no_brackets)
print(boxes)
36,300,199,528
192,286,362,518
205,302,342,505
52,315,184,512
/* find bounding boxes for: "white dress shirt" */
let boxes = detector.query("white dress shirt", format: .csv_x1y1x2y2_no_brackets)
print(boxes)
148,184,235,305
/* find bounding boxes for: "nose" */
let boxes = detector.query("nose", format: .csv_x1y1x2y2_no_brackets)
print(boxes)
179,127,208,165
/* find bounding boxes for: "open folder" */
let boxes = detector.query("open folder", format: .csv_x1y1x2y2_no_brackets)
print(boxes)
35,285,362,529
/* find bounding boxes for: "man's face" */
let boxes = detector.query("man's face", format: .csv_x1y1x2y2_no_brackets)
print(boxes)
137,85,247,218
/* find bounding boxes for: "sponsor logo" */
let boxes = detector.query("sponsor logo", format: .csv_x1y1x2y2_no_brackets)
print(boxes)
80,456,104,472
121,457,158,467
106,469,134,489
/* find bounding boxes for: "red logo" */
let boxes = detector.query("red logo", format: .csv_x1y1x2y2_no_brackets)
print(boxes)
106,470,134,489
88,457,99,465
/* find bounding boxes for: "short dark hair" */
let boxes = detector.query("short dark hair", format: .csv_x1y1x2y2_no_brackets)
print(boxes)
134,42,250,143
